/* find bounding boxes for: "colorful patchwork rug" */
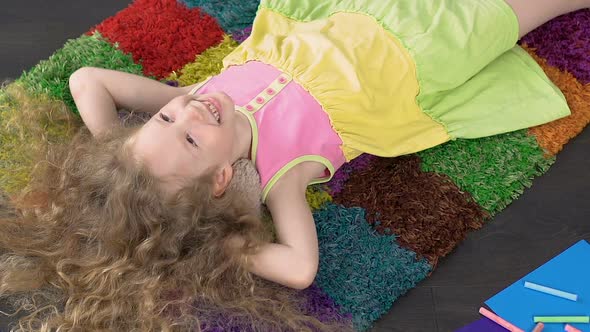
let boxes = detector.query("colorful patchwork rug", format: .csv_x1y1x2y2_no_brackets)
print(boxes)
1,1,589,330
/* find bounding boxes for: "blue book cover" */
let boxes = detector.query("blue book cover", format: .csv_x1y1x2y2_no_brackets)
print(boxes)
486,240,590,332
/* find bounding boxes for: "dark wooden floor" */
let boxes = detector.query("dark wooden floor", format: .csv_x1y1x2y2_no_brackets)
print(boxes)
1,1,589,331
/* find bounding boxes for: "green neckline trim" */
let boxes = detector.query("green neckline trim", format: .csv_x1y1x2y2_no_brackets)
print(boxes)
234,106,259,165
187,76,213,95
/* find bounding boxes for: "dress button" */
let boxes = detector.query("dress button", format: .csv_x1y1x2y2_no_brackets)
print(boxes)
256,97,265,104
245,104,254,111
266,88,275,95
278,76,287,84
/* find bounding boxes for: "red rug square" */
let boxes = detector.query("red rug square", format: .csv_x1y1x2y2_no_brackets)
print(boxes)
87,0,224,79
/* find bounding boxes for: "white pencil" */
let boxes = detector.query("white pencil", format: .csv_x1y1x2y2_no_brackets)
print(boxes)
524,281,578,301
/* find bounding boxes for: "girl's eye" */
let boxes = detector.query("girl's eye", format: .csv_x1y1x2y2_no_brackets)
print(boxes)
186,134,198,148
159,112,197,148
160,113,171,122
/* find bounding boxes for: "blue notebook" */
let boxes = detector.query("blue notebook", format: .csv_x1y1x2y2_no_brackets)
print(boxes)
485,240,590,332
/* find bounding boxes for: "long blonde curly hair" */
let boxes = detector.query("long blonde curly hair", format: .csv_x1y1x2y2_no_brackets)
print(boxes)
0,84,352,331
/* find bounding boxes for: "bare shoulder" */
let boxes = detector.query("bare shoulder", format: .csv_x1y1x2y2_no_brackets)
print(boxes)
265,161,326,207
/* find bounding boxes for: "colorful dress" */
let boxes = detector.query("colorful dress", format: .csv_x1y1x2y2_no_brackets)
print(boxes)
190,0,571,201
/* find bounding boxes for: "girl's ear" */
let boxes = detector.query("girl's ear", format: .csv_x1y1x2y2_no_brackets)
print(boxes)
212,163,234,197
209,159,262,218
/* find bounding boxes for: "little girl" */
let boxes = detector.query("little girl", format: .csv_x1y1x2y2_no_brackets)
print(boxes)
71,0,586,289
1,0,587,330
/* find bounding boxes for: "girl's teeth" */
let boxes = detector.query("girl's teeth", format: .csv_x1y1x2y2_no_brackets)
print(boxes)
203,101,220,123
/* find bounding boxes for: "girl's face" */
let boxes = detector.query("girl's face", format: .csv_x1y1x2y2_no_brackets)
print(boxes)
130,92,238,192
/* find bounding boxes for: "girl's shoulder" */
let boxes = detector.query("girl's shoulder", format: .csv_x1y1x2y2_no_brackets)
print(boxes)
264,160,327,200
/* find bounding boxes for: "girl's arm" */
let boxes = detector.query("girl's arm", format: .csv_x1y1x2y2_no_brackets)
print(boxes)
245,175,319,290
69,67,200,137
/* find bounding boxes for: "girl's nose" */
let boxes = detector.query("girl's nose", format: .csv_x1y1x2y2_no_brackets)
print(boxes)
187,107,206,122
182,100,208,123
